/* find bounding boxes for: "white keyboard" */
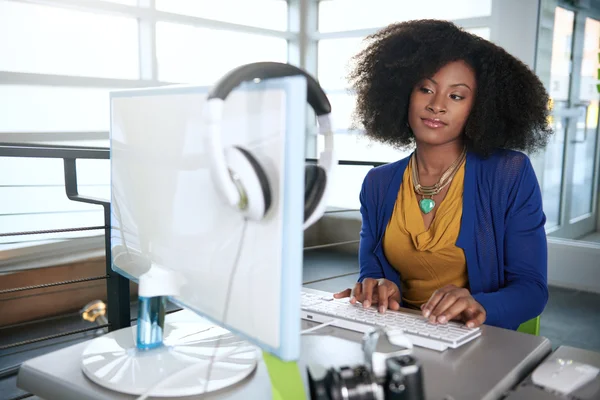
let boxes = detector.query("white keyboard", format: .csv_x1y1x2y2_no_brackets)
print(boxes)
301,289,481,351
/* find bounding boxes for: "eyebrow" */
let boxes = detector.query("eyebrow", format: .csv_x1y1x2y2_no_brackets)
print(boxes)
426,77,472,92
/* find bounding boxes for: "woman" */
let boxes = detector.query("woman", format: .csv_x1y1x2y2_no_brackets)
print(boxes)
333,20,553,331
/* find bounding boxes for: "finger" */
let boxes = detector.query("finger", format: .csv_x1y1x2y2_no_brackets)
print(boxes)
377,283,389,313
350,283,363,304
435,297,470,324
333,288,351,299
465,310,486,328
422,285,455,318
461,307,479,323
429,290,468,323
389,298,400,311
362,279,377,308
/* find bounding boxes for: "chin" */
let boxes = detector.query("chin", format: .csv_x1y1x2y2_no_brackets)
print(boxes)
412,130,453,146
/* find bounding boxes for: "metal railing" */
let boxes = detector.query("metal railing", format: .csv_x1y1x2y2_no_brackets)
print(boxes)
0,143,131,334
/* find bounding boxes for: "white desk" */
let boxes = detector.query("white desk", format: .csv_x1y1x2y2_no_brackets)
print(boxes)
17,290,552,400
504,345,600,399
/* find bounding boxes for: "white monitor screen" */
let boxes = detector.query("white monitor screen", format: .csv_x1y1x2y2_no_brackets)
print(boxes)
109,76,307,360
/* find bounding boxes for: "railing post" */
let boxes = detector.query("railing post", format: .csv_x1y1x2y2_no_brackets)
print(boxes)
64,158,131,331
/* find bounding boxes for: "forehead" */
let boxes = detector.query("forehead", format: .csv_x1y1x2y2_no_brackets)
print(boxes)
430,60,476,86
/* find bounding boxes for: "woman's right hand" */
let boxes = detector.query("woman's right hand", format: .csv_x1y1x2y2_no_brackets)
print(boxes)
333,278,401,313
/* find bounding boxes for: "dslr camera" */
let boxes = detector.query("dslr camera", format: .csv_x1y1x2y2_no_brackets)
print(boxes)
307,328,425,400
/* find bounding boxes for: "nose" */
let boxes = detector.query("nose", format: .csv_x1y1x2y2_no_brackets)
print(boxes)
426,93,446,114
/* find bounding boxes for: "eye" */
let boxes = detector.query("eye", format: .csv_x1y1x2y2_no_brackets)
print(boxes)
450,94,464,101
419,87,433,94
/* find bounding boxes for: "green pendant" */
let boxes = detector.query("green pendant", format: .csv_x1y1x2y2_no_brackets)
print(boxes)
419,198,436,214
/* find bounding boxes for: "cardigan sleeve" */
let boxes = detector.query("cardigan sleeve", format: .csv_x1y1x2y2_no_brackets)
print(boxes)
358,170,385,282
472,156,549,329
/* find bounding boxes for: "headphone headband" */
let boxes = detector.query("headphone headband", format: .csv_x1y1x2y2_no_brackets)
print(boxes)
206,61,336,228
207,62,332,117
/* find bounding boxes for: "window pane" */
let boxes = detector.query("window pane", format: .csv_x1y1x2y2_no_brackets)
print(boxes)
318,38,366,90
318,132,412,163
327,165,371,209
156,23,288,84
569,18,600,220
0,2,139,79
2,186,108,215
466,27,491,40
0,212,104,243
542,7,574,228
317,134,412,209
318,28,490,90
156,0,288,31
0,86,112,132
327,92,357,132
318,0,492,33
0,158,108,187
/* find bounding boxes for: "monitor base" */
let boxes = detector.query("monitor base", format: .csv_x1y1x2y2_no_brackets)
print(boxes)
80,310,259,397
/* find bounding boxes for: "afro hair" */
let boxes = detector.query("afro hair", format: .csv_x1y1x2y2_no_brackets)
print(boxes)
348,19,553,157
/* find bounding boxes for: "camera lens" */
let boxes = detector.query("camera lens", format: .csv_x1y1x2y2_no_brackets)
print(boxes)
307,364,381,400
337,366,380,400
398,356,415,366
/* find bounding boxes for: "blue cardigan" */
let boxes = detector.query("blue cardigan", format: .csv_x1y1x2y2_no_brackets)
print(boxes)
357,149,548,330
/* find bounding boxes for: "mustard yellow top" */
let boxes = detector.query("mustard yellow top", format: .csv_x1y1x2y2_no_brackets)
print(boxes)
382,157,468,309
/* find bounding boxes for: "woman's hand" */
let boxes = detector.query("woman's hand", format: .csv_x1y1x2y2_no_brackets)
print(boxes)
333,278,401,313
421,284,486,328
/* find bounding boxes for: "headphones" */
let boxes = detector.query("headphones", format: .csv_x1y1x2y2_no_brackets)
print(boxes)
205,61,336,229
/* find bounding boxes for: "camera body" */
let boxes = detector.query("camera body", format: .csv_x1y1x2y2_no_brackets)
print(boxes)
307,328,425,400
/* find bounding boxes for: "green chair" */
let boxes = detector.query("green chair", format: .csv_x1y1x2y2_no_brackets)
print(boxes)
517,316,540,336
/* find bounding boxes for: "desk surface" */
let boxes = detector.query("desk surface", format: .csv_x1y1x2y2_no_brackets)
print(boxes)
18,289,552,400
506,345,600,399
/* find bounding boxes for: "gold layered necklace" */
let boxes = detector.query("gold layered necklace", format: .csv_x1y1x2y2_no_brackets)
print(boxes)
411,147,467,214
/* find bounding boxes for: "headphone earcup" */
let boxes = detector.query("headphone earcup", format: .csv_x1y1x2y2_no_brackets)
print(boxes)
225,146,272,220
304,164,327,223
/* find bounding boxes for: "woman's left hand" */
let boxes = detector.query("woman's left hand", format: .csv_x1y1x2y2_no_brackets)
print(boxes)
421,284,486,328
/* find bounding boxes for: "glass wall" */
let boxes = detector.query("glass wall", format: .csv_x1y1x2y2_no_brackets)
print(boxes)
0,0,289,248
533,0,600,240
2,0,599,250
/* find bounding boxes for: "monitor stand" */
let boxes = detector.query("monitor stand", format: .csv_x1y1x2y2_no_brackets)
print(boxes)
80,299,260,397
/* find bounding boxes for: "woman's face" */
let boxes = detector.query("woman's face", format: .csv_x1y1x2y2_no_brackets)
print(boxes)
408,60,477,147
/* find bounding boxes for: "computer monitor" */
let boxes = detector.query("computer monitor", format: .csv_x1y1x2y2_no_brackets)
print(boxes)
79,74,312,397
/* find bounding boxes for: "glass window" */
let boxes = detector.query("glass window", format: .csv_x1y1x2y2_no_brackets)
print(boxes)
318,37,366,90
318,27,490,91
3,186,108,215
0,158,108,187
569,17,600,220
317,133,412,209
156,0,288,31
0,2,139,79
466,27,491,40
0,85,112,132
156,22,288,84
0,212,104,244
542,7,574,228
326,165,371,209
327,92,358,132
317,132,412,163
318,0,492,33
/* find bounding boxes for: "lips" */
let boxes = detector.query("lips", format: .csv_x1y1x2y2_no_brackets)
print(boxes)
421,118,447,128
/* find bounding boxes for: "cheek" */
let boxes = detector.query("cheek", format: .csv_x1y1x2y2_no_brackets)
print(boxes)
455,101,475,126
408,92,423,120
